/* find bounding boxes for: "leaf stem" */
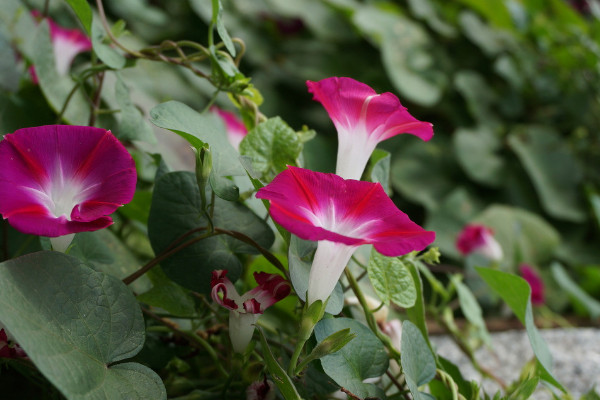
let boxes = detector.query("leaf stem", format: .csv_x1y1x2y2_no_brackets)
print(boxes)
344,268,401,360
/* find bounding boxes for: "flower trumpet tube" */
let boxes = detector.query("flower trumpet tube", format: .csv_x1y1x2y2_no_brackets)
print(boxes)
0,125,137,251
456,224,503,262
307,77,434,180
211,270,291,353
256,166,435,305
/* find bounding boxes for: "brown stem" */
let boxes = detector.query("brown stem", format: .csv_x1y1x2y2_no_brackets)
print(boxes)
88,71,105,126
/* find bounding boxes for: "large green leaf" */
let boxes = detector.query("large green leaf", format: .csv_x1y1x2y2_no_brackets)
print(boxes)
391,138,458,211
137,267,196,317
0,251,166,400
353,6,445,106
551,262,600,319
476,268,565,392
474,205,560,268
65,0,93,35
401,320,437,400
31,22,90,125
0,32,19,92
150,100,245,177
453,126,505,186
508,126,585,222
368,248,416,307
148,171,274,293
314,318,388,398
239,117,303,183
115,74,157,143
451,275,491,345
91,15,126,70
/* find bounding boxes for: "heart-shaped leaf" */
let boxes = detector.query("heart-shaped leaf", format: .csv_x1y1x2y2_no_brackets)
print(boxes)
0,251,166,400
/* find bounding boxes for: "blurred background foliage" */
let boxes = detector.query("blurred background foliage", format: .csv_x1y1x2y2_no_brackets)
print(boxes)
2,0,600,319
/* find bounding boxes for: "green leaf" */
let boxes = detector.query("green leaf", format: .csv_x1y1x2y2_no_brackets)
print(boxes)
391,139,458,211
119,190,152,225
352,6,445,106
508,376,540,400
148,171,274,293
475,205,560,267
115,74,157,143
65,0,93,35
456,0,514,29
150,100,245,177
476,268,566,391
314,317,388,398
368,248,416,307
91,14,126,69
404,259,433,350
401,320,437,400
68,229,151,294
257,328,302,400
508,126,585,222
0,251,166,400
451,275,491,345
296,328,356,374
239,117,303,182
0,32,19,91
31,22,90,124
213,0,236,56
288,235,344,315
551,262,600,319
137,267,196,317
458,11,509,55
368,148,391,194
453,126,505,186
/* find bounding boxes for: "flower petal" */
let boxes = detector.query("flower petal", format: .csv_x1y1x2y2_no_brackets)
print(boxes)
256,167,435,256
243,272,291,313
456,224,503,261
210,270,241,311
0,125,136,237
307,77,433,179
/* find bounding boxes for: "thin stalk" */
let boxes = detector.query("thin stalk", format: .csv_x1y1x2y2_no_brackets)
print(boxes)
95,0,144,58
142,307,229,378
345,268,401,361
122,231,215,285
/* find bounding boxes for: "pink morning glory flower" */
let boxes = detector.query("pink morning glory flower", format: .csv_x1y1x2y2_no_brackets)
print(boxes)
0,325,26,359
256,166,435,305
30,11,92,83
0,125,137,251
519,264,545,306
456,224,503,262
211,270,291,353
210,106,248,151
307,77,434,180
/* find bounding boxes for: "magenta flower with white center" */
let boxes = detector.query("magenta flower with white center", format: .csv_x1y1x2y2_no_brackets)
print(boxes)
210,106,248,151
30,12,92,83
307,77,434,180
211,270,291,353
256,166,435,305
519,264,545,306
0,125,136,251
456,224,503,261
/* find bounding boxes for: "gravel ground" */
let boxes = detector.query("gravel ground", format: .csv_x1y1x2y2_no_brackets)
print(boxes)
430,328,600,399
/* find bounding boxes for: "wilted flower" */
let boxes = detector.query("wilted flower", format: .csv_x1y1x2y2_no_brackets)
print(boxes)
519,264,545,305
456,224,503,261
0,125,137,251
0,325,26,359
246,377,276,400
307,77,433,180
30,11,92,82
210,106,248,151
211,270,291,353
256,166,435,305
